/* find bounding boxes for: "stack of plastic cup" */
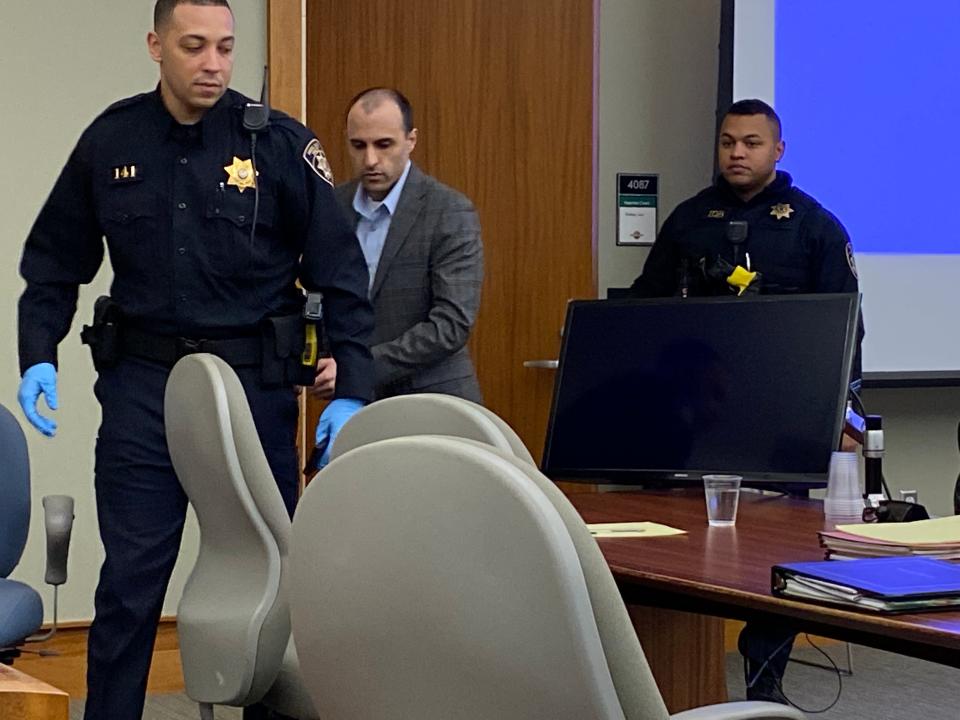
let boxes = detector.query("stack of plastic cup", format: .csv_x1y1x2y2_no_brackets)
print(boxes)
824,451,864,524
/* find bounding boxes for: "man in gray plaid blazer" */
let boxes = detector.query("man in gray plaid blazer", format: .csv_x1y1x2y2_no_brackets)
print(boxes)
333,87,483,402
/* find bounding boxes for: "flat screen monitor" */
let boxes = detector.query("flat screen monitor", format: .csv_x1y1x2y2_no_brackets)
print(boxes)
542,294,859,487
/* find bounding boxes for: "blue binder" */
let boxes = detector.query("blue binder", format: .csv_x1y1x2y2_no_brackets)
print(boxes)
771,556,960,613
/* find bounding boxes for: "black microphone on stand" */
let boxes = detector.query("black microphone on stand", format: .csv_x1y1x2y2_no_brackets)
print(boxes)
726,220,748,267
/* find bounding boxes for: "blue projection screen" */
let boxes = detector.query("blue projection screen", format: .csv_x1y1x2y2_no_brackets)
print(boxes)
733,0,960,378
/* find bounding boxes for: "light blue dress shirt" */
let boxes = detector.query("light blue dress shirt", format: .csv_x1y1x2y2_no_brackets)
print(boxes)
351,160,412,295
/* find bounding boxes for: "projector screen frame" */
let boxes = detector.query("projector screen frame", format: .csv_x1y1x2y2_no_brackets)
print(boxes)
715,0,960,387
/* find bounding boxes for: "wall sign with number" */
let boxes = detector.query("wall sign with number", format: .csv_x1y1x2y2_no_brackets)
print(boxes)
617,173,658,246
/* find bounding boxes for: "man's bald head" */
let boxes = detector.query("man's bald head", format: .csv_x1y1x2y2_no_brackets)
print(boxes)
346,87,414,133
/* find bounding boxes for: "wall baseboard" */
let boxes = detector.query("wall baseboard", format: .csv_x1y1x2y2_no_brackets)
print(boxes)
13,619,181,700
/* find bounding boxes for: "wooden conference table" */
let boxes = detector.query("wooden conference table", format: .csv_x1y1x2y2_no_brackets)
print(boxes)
567,489,960,712
0,663,68,720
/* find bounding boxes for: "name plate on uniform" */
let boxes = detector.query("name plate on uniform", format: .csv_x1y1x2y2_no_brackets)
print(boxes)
616,173,658,246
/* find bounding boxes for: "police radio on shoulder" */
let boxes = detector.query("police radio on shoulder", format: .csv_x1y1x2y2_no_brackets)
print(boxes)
242,65,270,134
242,66,270,248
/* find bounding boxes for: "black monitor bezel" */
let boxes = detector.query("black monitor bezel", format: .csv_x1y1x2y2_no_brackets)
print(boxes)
541,293,860,488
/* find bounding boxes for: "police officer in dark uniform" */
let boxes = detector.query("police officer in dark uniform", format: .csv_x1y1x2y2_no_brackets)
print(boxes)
632,102,859,303
631,99,862,704
16,2,372,718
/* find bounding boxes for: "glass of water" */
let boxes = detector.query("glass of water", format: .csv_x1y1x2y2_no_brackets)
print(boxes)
703,474,742,527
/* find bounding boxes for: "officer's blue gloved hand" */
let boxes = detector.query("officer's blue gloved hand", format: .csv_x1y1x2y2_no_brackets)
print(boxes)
314,397,365,469
18,362,59,437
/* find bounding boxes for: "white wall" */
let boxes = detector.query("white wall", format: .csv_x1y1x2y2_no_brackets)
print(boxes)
597,0,721,295
862,388,960,517
2,1,266,622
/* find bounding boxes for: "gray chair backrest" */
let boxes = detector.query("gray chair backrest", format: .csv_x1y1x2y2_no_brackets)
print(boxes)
0,403,30,578
289,435,632,720
165,354,292,705
445,396,537,465
448,438,670,720
330,392,532,463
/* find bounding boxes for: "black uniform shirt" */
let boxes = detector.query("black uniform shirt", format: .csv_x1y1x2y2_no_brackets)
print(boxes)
631,171,863,377
631,171,858,299
19,88,374,400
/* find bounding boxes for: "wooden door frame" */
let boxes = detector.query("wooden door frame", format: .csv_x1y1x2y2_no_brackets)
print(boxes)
267,0,304,121
268,0,308,478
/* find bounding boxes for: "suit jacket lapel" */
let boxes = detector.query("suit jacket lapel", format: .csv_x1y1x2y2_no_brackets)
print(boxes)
370,164,426,299
336,182,361,232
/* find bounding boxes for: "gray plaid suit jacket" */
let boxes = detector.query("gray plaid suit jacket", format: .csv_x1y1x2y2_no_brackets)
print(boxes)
335,164,483,402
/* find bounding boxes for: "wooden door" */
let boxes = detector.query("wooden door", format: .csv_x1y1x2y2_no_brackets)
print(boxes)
279,0,597,464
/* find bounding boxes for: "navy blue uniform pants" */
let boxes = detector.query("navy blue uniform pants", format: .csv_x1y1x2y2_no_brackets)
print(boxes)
739,622,796,699
82,357,299,720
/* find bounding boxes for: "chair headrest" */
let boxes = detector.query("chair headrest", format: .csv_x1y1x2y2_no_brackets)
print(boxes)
330,393,529,462
166,354,291,546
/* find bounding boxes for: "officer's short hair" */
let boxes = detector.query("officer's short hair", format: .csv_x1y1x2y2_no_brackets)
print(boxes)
154,0,233,32
723,99,782,140
347,88,415,134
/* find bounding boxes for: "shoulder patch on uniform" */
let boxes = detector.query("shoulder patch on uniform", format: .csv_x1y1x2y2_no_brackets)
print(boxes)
845,241,858,279
303,139,334,187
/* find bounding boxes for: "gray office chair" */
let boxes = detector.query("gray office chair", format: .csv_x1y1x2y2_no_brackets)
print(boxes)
164,354,317,720
459,398,537,465
0,402,74,665
288,435,805,720
330,392,535,464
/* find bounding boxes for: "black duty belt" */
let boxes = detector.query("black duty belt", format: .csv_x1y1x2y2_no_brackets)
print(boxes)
122,327,261,368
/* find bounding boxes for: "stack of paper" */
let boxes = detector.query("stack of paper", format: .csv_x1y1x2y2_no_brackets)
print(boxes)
819,515,960,561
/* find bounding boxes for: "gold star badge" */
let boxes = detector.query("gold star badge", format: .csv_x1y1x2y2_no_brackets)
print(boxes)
224,156,256,193
770,203,794,220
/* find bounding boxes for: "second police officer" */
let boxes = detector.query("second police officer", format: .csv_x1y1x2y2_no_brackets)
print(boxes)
631,98,863,704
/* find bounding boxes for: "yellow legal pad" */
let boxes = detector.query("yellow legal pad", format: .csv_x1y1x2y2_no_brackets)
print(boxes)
835,514,960,545
586,522,687,539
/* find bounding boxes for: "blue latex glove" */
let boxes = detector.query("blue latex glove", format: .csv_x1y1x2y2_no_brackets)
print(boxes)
18,362,59,437
314,397,365,468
